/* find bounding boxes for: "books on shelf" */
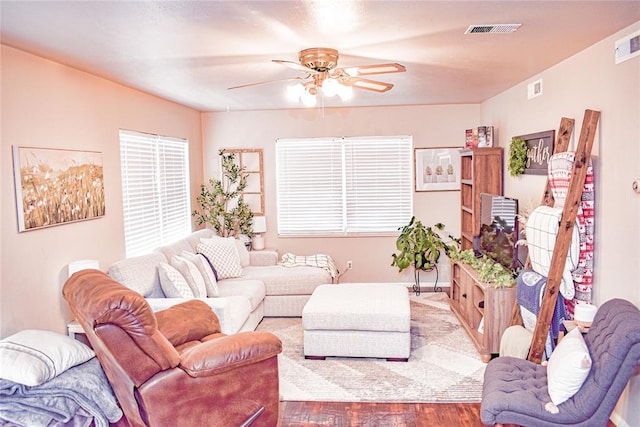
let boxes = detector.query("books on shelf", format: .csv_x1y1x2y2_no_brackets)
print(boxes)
465,126,494,148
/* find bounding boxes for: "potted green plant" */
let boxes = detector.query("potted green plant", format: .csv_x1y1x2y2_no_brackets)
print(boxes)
192,149,254,238
509,137,528,177
391,217,459,294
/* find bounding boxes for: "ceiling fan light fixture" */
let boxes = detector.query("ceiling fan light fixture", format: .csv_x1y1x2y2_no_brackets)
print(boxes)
321,78,340,97
300,89,317,107
254,47,405,106
287,83,305,101
337,84,353,101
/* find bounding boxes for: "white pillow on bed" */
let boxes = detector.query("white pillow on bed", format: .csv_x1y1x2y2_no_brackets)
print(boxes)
0,329,94,386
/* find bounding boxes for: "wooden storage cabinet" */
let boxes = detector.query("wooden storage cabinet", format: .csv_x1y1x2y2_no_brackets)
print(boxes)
450,261,516,362
459,148,503,251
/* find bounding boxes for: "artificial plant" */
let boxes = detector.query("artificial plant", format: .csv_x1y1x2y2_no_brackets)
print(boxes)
509,137,528,177
192,149,254,237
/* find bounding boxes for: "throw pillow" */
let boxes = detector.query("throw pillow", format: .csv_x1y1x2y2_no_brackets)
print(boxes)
158,262,194,298
181,251,219,297
0,329,95,386
200,235,249,266
171,255,207,298
196,240,243,279
546,327,592,407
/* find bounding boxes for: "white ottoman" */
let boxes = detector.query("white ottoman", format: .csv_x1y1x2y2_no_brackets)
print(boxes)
302,284,411,361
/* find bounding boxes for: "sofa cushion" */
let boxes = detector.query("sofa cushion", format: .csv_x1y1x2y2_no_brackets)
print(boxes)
216,279,266,311
158,263,194,298
108,252,167,298
184,228,215,251
158,239,193,261
197,239,243,279
171,255,207,298
240,265,331,296
181,251,219,297
147,296,253,335
155,300,221,347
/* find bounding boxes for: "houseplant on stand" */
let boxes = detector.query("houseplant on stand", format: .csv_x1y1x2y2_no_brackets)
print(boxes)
192,149,254,240
391,216,459,295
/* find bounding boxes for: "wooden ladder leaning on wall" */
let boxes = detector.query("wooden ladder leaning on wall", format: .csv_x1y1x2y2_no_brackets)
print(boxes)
509,109,600,364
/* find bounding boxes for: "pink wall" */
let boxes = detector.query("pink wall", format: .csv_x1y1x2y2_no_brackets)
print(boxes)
482,22,640,309
0,46,203,337
481,22,640,426
202,105,480,285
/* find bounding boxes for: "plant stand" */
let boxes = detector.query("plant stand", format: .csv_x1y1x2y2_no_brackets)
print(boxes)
413,264,442,296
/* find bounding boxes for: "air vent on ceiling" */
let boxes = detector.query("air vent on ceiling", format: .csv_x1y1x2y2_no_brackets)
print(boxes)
465,24,521,34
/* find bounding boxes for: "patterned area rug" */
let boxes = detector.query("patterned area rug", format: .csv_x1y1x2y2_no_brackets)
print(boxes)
256,292,486,403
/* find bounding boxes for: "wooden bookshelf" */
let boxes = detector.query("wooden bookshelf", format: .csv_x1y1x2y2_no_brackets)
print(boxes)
458,148,503,251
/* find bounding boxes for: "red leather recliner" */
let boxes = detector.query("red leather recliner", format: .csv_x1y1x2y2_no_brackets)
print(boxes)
63,269,282,427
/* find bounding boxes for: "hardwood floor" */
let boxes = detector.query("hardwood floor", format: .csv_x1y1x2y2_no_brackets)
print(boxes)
279,401,617,426
278,402,484,427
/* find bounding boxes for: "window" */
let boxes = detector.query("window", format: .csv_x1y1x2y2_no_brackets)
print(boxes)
119,130,191,257
276,136,413,236
224,148,265,215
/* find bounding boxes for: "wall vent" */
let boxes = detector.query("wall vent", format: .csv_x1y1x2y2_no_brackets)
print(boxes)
465,24,521,34
615,29,640,64
528,79,543,100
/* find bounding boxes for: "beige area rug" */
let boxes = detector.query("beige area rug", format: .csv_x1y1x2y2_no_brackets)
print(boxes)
256,292,486,403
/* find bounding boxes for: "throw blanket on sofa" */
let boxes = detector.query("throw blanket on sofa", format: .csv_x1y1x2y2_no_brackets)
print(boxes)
0,358,122,427
280,253,339,279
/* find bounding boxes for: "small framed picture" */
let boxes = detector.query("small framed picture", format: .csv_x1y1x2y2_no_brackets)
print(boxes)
414,147,461,192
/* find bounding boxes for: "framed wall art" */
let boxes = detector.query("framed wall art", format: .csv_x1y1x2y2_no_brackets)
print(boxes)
414,147,461,192
224,148,264,215
12,146,105,232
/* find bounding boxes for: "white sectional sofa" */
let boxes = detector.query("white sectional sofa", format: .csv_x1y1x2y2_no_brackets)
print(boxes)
107,229,332,335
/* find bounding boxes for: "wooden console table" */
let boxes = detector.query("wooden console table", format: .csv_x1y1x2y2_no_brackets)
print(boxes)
449,260,516,362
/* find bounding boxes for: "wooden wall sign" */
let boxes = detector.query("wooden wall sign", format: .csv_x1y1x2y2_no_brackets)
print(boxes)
517,130,555,175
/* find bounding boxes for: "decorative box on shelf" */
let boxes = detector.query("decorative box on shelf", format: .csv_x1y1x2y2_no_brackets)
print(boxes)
465,126,494,148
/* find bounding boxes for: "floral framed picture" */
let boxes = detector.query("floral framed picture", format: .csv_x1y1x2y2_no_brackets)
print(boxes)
414,147,461,192
12,146,105,232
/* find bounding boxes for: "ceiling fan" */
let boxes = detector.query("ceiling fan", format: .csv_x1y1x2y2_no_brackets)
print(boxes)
228,47,406,105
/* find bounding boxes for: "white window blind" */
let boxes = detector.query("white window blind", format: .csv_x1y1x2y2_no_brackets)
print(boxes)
276,136,413,236
119,130,191,257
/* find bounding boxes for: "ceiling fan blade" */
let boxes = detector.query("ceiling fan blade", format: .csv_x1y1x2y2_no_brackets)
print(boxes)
272,59,319,74
342,76,394,93
338,63,406,77
227,76,307,90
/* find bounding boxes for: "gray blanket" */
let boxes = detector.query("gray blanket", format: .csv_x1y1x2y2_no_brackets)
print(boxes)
0,357,122,427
